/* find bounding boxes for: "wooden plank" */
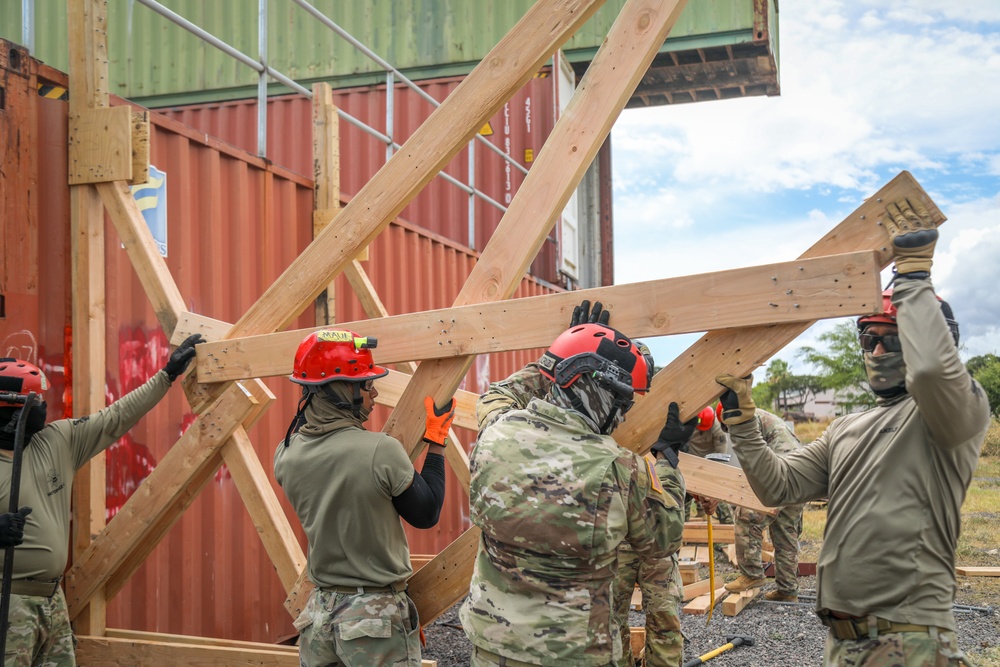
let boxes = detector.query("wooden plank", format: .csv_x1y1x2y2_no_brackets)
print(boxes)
105,630,297,653
630,627,646,659
956,567,1000,577
678,546,697,561
76,636,299,667
173,311,233,344
682,587,728,615
68,107,134,184
64,383,258,618
377,370,478,432
683,522,736,544
98,180,187,335
407,526,481,626
284,567,312,618
612,171,945,455
682,578,711,601
67,0,109,110
679,564,700,585
193,251,879,382
722,588,761,617
313,81,340,324
130,110,150,186
678,453,774,514
69,183,107,635
694,546,710,564
225,0,607,340
726,543,738,566
631,586,643,610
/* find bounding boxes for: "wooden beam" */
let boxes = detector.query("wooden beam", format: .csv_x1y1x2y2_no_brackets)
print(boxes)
682,587,728,615
722,588,761,616
193,251,879,382
630,627,646,660
677,454,774,513
406,526,481,626
76,636,299,667
64,383,258,619
612,171,945,450
98,181,187,336
225,0,607,339
683,521,736,544
956,567,1000,577
682,578,713,601
313,82,340,324
130,110,150,186
68,107,134,184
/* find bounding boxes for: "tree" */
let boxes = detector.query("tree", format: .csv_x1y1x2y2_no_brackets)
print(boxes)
798,320,875,412
967,354,1000,417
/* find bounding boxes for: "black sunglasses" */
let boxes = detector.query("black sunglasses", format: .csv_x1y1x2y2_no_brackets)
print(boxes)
859,333,902,353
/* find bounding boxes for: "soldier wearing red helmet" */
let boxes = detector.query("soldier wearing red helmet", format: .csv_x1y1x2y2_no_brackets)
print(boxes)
461,301,687,667
274,329,456,667
1,334,203,667
718,197,989,665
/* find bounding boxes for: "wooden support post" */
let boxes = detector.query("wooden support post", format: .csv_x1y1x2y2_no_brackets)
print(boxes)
67,0,111,635
722,588,761,616
679,562,700,585
313,82,340,325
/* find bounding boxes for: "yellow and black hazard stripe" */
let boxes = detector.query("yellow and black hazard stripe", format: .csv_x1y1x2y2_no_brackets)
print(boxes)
37,83,68,100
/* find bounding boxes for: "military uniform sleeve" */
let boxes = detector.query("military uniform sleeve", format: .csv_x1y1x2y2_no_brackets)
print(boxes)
894,279,991,448
69,370,172,470
729,416,830,506
624,453,685,558
475,362,552,432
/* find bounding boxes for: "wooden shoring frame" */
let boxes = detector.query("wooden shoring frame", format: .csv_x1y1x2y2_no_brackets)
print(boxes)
58,0,946,662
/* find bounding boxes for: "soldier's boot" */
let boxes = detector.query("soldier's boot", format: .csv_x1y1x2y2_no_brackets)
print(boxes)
724,574,767,593
764,590,798,602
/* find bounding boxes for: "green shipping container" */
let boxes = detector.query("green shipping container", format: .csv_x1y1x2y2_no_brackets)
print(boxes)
3,0,777,107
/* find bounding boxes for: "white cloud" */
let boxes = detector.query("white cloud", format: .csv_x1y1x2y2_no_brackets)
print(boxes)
611,2,1000,371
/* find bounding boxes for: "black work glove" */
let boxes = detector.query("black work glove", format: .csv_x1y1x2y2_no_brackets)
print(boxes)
164,334,205,382
883,197,937,278
715,374,756,425
569,299,610,328
650,402,698,468
0,506,32,548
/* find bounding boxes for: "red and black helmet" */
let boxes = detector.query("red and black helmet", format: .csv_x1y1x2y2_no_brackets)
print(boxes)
857,288,959,344
290,330,389,386
0,358,49,407
538,324,650,398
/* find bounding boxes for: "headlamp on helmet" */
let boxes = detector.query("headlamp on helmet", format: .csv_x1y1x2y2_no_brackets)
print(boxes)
538,324,650,399
290,329,389,387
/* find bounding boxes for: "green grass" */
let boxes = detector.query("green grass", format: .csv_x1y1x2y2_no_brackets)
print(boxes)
967,645,1000,667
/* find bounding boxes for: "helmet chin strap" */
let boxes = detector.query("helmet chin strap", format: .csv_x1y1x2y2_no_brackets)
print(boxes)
320,383,363,419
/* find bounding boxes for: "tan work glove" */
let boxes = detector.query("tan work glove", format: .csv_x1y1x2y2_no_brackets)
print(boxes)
714,374,756,426
884,197,938,277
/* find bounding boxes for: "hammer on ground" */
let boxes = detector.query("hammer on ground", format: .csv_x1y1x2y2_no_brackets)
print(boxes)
682,634,755,667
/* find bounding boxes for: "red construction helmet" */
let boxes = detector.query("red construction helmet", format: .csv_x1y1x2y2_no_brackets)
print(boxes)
857,288,959,344
538,323,650,397
290,330,388,386
696,405,715,431
0,358,49,407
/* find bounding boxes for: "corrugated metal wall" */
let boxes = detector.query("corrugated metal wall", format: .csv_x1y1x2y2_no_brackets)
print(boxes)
161,73,563,283
0,0,740,103
13,59,558,642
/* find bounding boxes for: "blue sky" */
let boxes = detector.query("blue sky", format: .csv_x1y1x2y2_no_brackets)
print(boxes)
611,0,1000,374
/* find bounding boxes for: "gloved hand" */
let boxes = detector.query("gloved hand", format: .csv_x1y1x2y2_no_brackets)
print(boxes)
715,374,756,425
423,396,457,447
698,496,719,517
0,506,32,548
883,197,937,277
164,334,205,382
569,299,610,328
650,402,698,467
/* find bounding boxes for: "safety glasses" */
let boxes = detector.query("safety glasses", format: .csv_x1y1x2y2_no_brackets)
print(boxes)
360,379,375,392
859,332,902,353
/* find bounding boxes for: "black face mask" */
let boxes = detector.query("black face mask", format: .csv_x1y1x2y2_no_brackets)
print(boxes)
0,402,48,450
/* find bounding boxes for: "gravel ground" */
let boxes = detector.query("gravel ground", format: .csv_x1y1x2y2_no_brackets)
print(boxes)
422,569,1000,666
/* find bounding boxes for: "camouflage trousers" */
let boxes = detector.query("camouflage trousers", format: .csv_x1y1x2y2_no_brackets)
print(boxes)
612,548,683,667
469,645,617,667
824,628,972,666
294,587,421,667
734,503,803,594
4,587,76,667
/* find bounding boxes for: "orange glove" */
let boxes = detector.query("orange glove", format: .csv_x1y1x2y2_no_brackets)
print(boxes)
423,396,457,446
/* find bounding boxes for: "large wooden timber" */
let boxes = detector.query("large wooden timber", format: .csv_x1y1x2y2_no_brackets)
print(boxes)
225,0,607,339
192,252,880,382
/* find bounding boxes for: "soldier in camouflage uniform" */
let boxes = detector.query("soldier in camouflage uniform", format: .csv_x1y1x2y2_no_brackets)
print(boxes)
275,330,455,667
462,304,686,667
0,337,201,667
717,198,987,666
718,407,804,601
